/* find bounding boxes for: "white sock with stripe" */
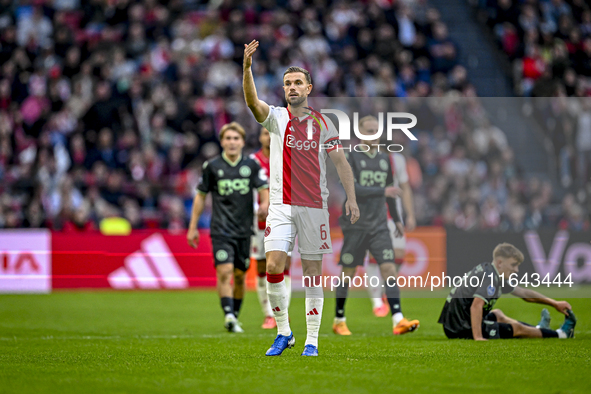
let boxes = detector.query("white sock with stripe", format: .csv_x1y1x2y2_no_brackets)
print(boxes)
305,280,324,347
257,276,273,317
267,274,291,336
284,274,292,307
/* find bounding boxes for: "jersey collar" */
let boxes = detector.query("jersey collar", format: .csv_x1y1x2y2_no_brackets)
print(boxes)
222,152,242,167
491,261,501,277
362,149,378,159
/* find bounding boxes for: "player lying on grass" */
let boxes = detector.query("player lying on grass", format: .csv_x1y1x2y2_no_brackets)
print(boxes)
187,122,269,333
438,243,577,340
333,116,420,336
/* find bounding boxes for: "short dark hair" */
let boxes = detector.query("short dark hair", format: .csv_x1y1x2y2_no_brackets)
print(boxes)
283,66,312,85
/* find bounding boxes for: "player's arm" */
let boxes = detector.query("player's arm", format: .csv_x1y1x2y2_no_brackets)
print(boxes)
511,286,572,315
386,197,404,237
394,155,415,231
257,188,269,222
470,297,487,341
243,40,269,123
329,149,359,224
400,180,416,231
187,192,206,248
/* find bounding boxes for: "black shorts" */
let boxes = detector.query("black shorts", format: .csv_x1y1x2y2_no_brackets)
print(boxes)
211,237,250,272
443,313,514,339
339,229,394,267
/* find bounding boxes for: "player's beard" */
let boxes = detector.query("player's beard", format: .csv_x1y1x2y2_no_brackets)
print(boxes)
287,95,306,107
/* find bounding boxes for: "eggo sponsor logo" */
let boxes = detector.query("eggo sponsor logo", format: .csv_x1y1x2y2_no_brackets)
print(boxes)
286,134,318,151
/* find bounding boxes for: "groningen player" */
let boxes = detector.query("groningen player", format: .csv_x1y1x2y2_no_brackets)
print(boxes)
187,122,269,333
366,139,417,318
244,40,359,357
333,116,420,336
438,243,577,340
251,126,292,329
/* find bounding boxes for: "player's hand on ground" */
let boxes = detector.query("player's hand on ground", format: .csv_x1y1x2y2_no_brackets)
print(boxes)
243,40,259,69
346,200,360,224
394,221,405,238
474,338,488,341
187,228,200,249
554,301,572,316
257,203,268,223
384,186,402,198
405,215,416,232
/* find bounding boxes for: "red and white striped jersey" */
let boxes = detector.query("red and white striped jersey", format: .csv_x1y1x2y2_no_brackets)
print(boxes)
251,149,271,229
251,149,270,178
259,105,341,209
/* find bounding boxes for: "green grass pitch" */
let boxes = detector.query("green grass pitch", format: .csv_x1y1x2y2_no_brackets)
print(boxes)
1,290,590,393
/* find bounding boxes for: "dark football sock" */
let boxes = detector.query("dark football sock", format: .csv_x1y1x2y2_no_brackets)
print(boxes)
233,298,243,317
221,297,234,316
335,282,349,318
540,328,559,338
385,281,402,315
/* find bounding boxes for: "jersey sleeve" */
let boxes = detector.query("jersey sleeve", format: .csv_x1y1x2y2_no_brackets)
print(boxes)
321,116,342,153
259,105,281,134
393,154,409,184
473,274,493,302
197,161,213,195
251,160,268,190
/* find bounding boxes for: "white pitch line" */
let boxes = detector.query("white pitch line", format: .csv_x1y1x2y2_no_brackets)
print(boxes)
0,333,336,341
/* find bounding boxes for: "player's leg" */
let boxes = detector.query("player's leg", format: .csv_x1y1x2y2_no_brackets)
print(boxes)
256,259,275,328
295,205,333,356
371,231,419,335
334,266,355,335
229,238,250,332
301,256,323,356
213,238,240,332
252,228,275,328
389,219,419,333
334,230,366,335
365,256,388,316
216,263,237,332
264,204,296,356
284,254,292,307
489,309,576,339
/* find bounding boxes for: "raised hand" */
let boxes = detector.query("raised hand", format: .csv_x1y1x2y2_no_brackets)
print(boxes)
243,40,259,70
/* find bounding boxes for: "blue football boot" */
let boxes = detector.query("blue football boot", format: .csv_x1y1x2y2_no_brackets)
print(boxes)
301,344,318,357
265,333,295,356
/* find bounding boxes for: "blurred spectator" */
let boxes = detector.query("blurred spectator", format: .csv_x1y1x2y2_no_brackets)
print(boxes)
0,0,584,234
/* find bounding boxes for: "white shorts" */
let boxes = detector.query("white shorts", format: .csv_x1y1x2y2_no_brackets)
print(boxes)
251,226,292,260
388,218,406,250
264,203,332,257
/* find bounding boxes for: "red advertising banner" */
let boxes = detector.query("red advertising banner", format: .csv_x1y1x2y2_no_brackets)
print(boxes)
0,228,447,292
51,231,216,289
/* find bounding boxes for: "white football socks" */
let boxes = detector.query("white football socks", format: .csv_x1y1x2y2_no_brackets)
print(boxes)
392,312,404,327
257,276,273,317
267,279,291,336
305,285,324,347
366,263,384,308
284,274,292,307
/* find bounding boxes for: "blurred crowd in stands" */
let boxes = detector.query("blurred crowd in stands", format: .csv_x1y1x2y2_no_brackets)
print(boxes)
477,0,591,97
0,0,587,233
